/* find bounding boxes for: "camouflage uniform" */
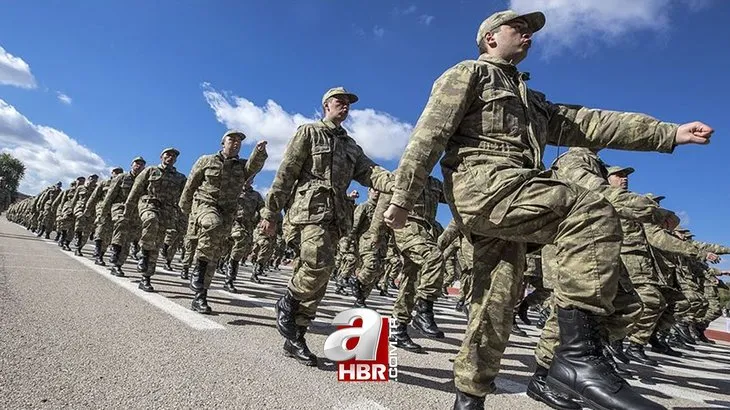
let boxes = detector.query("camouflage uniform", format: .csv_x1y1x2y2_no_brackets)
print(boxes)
230,186,265,264
262,114,392,336
37,184,62,237
389,50,679,398
378,236,402,291
56,180,82,249
179,136,266,305
350,195,390,304
104,171,142,275
84,175,117,263
71,177,98,254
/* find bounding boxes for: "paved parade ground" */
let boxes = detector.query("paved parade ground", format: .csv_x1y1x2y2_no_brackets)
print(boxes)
2,217,730,410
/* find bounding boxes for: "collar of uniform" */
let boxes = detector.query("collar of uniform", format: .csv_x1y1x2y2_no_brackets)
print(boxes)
217,150,240,161
321,119,346,136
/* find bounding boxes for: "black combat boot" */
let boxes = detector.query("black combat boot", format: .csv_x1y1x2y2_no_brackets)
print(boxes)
73,231,84,256
44,231,50,239
223,260,239,293
453,389,486,410
605,338,631,364
624,342,659,366
108,243,121,265
517,300,532,325
526,364,582,410
180,266,189,280
603,346,634,378
388,320,423,353
250,263,262,284
36,226,45,237
388,277,398,290
53,231,61,242
546,308,666,410
137,249,149,273
164,258,173,271
412,298,445,339
93,239,106,266
649,331,682,357
454,300,465,312
536,308,548,329
131,242,140,260
161,243,169,260
274,291,300,341
675,323,696,345
379,284,389,297
511,320,528,337
695,323,714,344
190,259,208,292
334,278,348,296
191,289,212,314
138,275,154,292
283,326,317,366
350,278,368,308
667,328,694,351
463,303,470,322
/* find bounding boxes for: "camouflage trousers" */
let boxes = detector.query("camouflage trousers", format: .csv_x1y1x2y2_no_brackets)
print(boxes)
252,232,276,265
451,177,623,397
182,214,198,270
391,218,444,325
288,223,340,327
356,234,387,293
93,217,114,248
443,254,459,288
457,268,474,304
188,202,235,288
675,277,708,324
701,284,722,324
229,221,254,262
73,214,92,248
110,208,142,268
138,204,177,277
56,209,75,233
335,250,357,283
163,211,187,263
627,282,670,345
41,208,56,234
379,253,402,289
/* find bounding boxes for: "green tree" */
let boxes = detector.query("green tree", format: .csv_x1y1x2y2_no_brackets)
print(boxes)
0,153,26,210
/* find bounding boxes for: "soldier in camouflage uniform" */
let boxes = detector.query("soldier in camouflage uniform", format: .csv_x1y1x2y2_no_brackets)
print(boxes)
516,251,551,328
85,168,124,265
161,206,187,271
260,87,393,367
378,236,402,292
71,174,99,256
179,131,267,313
228,180,265,285
56,177,85,251
105,157,146,277
382,9,713,409
124,148,186,292
250,210,281,283
35,182,63,239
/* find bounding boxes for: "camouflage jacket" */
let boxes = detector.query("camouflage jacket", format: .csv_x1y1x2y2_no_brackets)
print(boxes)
57,186,78,216
38,186,61,211
644,224,703,260
390,54,678,230
72,181,97,218
409,176,446,223
125,165,186,215
692,240,730,255
179,149,267,215
235,186,265,228
261,119,393,231
100,172,139,219
84,178,114,219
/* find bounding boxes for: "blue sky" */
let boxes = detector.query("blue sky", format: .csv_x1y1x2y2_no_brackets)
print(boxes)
1,0,729,268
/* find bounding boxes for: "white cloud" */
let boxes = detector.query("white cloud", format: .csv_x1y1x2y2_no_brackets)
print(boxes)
509,0,707,55
373,26,385,38
202,84,413,173
56,92,72,105
419,15,435,26
0,98,109,195
393,5,417,15
0,45,37,89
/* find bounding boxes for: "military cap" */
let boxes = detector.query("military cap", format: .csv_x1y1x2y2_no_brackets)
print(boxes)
160,147,180,157
88,174,99,180
76,176,86,181
111,167,124,174
646,193,665,203
476,10,546,46
322,87,359,106
221,130,247,144
131,156,146,164
55,181,63,187
606,166,635,177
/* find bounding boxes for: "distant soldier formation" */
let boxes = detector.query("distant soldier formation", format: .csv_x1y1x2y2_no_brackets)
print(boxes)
3,8,729,410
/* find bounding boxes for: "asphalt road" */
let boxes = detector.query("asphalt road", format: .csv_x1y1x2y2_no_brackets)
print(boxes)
2,217,729,410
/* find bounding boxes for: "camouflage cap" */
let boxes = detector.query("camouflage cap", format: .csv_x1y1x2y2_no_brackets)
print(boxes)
606,166,635,177
160,147,180,157
646,193,666,203
88,174,99,180
322,87,359,106
131,156,146,165
476,10,546,46
111,167,124,174
55,181,63,187
76,176,86,181
221,130,247,144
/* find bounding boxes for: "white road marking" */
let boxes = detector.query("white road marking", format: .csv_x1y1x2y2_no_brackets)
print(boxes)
49,242,225,331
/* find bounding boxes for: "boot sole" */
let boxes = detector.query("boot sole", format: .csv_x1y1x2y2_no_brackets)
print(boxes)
546,376,610,410
283,351,317,366
526,386,580,410
412,322,445,339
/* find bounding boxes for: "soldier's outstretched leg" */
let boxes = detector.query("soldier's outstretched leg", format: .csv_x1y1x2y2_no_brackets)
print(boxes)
224,260,239,293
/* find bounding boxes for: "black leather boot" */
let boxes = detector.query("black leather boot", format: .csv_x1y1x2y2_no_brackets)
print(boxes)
223,260,239,293
667,329,694,351
350,277,368,308
388,320,423,353
131,242,140,260
675,324,696,345
605,338,631,364
36,226,45,237
546,308,666,410
512,320,528,337
108,243,121,265
94,239,106,265
379,285,389,297
517,301,532,325
53,231,61,242
694,323,714,344
624,343,659,366
73,231,84,256
649,331,682,357
275,291,300,341
603,346,634,378
137,249,149,273
164,258,173,271
454,300,465,312
191,289,212,314
536,308,548,329
412,298,445,339
138,275,154,292
44,231,50,239
453,389,485,410
283,326,317,366
161,243,169,260
250,263,262,284
180,266,189,280
190,259,208,292
527,364,581,409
